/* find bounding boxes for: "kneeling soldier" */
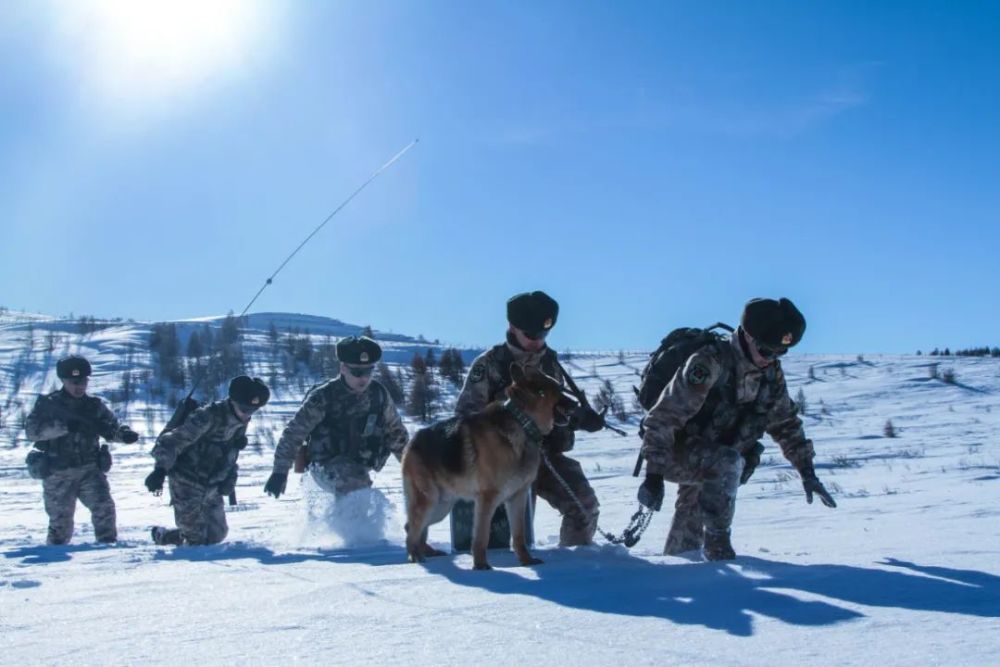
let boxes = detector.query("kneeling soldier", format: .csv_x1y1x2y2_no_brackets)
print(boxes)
147,376,270,546
264,336,408,500
24,355,139,545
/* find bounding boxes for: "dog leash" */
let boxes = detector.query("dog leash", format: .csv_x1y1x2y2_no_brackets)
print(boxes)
539,451,654,548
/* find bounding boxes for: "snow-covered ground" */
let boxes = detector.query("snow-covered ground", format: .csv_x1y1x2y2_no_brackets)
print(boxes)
1,318,998,665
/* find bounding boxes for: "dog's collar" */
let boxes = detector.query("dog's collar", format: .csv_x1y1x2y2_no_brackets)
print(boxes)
502,400,544,443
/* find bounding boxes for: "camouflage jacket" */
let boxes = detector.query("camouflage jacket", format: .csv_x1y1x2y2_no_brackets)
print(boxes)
271,377,408,475
152,400,248,485
640,333,815,476
25,390,126,470
455,339,575,452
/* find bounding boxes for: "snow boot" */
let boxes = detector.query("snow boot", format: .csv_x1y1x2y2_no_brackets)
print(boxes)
703,528,736,561
151,526,183,546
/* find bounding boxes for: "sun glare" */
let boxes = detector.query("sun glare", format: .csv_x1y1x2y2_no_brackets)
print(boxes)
51,0,276,113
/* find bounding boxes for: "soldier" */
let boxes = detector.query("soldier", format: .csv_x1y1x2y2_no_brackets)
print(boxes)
263,336,409,500
146,375,270,546
24,355,140,545
636,297,837,560
455,291,606,546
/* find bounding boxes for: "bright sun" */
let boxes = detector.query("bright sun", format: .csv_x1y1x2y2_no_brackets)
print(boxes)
52,0,276,111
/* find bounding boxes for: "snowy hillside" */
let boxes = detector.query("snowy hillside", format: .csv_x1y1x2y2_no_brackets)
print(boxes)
1,318,998,665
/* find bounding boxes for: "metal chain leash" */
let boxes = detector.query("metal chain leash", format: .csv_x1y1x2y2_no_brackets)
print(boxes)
540,451,654,548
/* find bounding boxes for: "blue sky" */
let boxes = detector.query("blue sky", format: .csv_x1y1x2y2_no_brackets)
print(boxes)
1,1,997,353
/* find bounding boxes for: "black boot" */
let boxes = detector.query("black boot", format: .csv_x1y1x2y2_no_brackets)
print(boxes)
151,526,183,546
703,529,736,561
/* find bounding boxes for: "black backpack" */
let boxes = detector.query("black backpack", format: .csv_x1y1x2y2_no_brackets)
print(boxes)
634,323,734,411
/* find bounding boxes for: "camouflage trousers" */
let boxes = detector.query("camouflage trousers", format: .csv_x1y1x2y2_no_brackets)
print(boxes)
309,458,373,497
42,464,117,544
660,444,745,555
162,474,229,546
535,451,600,547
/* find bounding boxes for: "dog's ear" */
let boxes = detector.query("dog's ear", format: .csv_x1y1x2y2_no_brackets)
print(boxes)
510,363,527,386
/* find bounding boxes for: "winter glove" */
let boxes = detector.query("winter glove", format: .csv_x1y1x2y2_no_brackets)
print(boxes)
572,405,606,433
740,442,766,486
801,470,837,508
145,467,167,495
25,449,51,480
264,472,288,499
97,444,113,473
637,473,665,511
118,426,140,444
232,435,248,451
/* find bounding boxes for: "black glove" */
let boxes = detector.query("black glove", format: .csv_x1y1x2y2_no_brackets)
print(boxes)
573,405,606,433
145,467,167,495
264,472,288,499
802,471,837,508
97,444,113,473
740,442,766,485
637,473,665,511
232,435,248,450
118,427,139,444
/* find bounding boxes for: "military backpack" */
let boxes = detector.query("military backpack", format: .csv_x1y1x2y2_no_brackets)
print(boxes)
634,322,734,412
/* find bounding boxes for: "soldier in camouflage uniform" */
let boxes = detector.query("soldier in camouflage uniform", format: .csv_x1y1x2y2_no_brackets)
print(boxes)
264,336,409,500
637,298,837,560
24,355,140,545
456,291,606,546
146,376,270,546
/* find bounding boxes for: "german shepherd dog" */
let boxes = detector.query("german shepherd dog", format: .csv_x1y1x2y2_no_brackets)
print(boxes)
402,363,577,570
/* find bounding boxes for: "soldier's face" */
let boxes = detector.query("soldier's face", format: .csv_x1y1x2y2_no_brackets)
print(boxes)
62,377,88,398
341,363,374,392
510,326,548,352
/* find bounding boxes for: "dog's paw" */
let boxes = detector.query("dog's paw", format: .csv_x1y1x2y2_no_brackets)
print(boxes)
421,545,446,558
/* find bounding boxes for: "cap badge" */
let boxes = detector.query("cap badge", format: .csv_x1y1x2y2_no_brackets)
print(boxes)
781,333,794,346
543,318,553,329
72,369,80,377
251,396,260,405
360,352,369,362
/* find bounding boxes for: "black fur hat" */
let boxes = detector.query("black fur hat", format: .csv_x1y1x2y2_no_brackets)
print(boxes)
507,291,559,337
229,376,270,408
57,355,92,380
741,298,806,348
336,336,382,365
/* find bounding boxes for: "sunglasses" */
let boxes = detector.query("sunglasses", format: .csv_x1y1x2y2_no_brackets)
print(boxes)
234,401,261,415
756,343,788,360
345,365,375,378
64,377,89,386
520,328,550,342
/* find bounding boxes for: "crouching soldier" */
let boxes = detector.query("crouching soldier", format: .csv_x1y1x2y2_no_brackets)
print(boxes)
24,355,140,545
146,376,270,546
456,291,607,546
637,298,837,560
263,336,408,500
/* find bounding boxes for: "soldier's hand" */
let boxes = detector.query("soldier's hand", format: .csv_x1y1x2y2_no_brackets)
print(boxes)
264,472,288,499
740,442,766,486
145,467,167,495
637,473,665,511
232,435,249,450
118,426,140,444
573,405,606,433
802,473,837,508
